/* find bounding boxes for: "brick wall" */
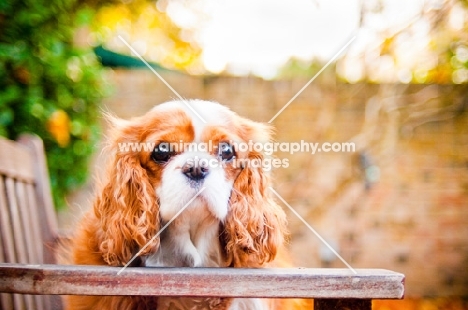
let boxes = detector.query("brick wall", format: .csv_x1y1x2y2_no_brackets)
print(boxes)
63,69,468,297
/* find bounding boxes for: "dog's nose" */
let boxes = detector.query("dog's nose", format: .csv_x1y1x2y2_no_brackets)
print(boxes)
182,162,209,181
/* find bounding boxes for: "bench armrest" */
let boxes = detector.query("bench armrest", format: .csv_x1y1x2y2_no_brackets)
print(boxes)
0,263,404,299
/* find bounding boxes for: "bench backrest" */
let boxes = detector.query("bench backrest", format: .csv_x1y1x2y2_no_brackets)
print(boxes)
0,135,61,310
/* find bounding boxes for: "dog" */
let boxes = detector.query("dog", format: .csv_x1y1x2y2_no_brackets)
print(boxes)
67,100,308,309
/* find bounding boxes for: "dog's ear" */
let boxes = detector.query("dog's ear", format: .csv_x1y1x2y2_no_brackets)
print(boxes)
222,118,287,267
95,116,160,266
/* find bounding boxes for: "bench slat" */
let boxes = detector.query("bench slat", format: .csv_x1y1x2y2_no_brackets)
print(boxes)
0,232,14,310
0,177,17,264
0,179,29,310
18,135,59,266
0,263,405,299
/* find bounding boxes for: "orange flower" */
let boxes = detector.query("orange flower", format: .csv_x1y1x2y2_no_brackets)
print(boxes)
47,110,71,147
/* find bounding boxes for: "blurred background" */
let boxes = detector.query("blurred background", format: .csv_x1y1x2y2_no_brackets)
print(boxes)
1,0,467,308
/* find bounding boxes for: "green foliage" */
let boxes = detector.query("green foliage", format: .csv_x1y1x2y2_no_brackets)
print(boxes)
0,0,109,209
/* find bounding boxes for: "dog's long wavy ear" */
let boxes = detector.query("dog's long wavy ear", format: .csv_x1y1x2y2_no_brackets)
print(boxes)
95,115,160,266
222,118,287,267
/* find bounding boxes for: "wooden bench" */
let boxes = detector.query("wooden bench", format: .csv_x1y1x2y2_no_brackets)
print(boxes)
0,135,405,310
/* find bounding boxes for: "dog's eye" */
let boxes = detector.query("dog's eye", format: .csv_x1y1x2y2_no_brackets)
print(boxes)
152,142,173,163
219,142,235,161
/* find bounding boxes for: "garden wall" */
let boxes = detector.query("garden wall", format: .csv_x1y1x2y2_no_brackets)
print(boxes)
64,69,468,296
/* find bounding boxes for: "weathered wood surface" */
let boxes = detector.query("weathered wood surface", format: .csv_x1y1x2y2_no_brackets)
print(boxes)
0,135,61,310
0,138,35,183
18,135,60,266
0,263,405,299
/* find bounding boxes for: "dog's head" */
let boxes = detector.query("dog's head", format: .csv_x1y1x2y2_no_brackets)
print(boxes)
96,100,287,267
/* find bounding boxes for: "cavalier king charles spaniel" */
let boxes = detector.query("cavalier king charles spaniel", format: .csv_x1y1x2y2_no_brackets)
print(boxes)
67,100,307,310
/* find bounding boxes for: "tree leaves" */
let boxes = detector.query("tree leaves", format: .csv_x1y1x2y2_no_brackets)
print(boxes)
0,0,108,209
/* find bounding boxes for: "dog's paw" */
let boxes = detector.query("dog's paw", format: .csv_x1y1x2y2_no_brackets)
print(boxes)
182,250,202,267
